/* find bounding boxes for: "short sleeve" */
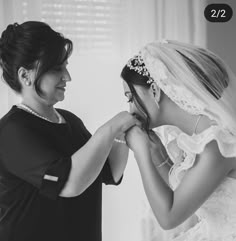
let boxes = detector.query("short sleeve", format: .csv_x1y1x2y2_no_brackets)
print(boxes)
102,159,123,185
0,121,71,200
75,118,123,185
61,111,123,185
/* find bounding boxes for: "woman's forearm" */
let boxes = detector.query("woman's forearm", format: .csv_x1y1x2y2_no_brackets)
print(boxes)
60,124,118,197
108,136,129,183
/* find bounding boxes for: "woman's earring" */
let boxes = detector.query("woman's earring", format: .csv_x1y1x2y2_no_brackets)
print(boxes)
25,80,31,86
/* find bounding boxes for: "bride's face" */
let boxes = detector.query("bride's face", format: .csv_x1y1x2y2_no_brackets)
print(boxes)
123,81,160,129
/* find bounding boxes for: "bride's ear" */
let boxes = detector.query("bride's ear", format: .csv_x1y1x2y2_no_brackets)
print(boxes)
150,82,161,102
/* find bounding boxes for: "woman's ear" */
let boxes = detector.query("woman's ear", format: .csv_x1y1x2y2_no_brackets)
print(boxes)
18,67,32,86
150,82,161,102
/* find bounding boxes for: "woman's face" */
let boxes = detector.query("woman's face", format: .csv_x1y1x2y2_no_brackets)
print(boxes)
123,80,160,129
36,60,71,105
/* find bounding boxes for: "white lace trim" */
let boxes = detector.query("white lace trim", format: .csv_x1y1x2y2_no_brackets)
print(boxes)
148,125,236,241
140,47,206,115
171,216,208,241
153,125,236,190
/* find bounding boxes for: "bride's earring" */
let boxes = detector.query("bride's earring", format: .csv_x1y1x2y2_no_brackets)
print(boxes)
152,84,161,109
155,99,160,109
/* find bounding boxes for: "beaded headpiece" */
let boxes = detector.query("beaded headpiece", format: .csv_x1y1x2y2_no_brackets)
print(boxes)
126,41,206,116
126,54,154,84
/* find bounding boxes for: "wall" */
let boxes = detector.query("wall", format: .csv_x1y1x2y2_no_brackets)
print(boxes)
206,0,236,72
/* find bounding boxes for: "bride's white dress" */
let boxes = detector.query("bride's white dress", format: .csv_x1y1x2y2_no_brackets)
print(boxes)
143,125,236,241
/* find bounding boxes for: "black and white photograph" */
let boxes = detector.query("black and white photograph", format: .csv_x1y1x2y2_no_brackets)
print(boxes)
0,0,236,241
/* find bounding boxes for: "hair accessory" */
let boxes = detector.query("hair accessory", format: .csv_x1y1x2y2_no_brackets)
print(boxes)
126,54,150,77
140,45,205,116
126,54,158,85
147,78,155,84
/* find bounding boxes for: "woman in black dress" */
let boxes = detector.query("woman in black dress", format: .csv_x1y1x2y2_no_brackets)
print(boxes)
0,21,139,241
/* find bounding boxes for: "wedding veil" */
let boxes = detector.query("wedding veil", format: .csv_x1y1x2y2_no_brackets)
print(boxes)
139,40,236,137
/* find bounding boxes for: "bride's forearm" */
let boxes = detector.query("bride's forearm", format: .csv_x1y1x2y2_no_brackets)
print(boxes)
134,149,174,229
150,149,172,186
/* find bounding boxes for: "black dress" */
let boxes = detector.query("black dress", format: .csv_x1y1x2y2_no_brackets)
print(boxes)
0,106,121,241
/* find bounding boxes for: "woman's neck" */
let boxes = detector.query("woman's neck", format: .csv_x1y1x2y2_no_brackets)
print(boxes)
20,97,58,122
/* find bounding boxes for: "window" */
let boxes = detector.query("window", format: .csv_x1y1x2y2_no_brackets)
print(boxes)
20,0,124,54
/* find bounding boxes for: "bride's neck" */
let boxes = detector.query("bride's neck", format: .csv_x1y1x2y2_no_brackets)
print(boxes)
174,112,212,135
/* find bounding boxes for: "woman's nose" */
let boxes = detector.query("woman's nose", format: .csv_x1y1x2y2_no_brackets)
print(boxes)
63,68,71,82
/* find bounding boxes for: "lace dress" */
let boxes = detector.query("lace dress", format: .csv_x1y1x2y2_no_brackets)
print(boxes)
143,125,236,241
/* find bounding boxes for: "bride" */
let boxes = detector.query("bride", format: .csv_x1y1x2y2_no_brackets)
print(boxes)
121,40,236,240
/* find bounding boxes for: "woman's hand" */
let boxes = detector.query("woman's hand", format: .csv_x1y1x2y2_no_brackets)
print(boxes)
107,111,141,136
125,125,149,153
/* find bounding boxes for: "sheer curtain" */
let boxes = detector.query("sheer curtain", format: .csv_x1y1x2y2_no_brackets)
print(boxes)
0,0,206,240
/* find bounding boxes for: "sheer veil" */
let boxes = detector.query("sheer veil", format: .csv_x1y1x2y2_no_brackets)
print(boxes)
140,40,236,138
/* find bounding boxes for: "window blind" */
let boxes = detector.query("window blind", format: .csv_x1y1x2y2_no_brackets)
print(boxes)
20,0,124,54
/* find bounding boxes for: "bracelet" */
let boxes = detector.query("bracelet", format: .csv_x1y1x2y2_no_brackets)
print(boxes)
114,138,126,144
157,157,170,168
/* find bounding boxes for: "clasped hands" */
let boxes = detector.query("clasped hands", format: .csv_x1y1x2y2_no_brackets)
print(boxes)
112,111,164,156
124,113,163,155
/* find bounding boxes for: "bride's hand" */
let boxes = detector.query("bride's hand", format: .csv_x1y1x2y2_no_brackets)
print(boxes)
125,125,149,153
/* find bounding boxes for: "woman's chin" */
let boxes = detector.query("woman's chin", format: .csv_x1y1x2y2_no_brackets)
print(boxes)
56,93,65,102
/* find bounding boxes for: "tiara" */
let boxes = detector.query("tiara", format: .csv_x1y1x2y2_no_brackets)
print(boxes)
126,54,154,84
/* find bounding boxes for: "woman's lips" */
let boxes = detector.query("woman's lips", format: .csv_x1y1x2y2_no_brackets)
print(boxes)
57,86,66,91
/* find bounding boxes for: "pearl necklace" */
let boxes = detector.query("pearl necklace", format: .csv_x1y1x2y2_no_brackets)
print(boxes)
17,103,63,124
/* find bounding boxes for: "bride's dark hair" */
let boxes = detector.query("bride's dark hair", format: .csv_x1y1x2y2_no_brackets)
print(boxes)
121,41,230,132
121,61,153,132
0,21,73,96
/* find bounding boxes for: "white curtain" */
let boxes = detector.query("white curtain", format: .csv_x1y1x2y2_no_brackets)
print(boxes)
0,0,206,240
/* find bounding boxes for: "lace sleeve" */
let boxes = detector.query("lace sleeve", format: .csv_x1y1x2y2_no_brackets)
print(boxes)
153,125,236,190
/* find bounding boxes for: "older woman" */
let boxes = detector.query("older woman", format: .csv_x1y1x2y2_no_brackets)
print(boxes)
0,21,140,241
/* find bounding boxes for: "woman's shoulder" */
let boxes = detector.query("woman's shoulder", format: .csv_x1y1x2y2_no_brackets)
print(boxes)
0,106,31,137
0,106,22,127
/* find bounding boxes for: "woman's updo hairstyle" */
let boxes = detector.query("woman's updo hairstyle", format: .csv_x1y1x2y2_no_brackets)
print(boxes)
0,21,73,95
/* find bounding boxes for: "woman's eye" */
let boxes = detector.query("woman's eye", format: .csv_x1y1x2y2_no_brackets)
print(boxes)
53,66,63,71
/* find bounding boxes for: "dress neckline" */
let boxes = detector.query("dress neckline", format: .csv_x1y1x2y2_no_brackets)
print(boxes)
13,105,67,125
